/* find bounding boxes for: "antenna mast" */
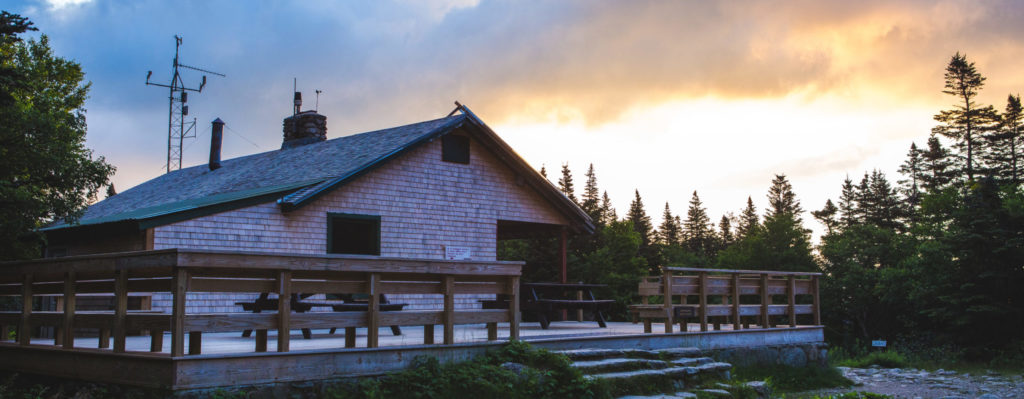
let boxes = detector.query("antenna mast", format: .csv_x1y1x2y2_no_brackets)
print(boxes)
145,35,225,173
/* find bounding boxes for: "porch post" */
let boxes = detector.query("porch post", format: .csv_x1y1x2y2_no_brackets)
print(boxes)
559,227,568,321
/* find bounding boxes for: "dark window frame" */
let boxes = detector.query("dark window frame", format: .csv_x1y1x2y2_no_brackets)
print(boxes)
326,213,381,256
442,134,471,164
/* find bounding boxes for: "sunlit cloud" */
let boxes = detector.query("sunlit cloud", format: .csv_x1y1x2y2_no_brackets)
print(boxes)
8,0,1024,240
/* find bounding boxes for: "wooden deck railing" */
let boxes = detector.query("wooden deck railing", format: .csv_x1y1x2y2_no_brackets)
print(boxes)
632,267,821,333
0,249,522,356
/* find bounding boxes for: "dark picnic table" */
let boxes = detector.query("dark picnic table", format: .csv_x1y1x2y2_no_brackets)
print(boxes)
236,293,406,339
482,282,614,329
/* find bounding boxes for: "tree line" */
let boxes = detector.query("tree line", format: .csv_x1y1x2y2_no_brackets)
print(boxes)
503,53,1024,359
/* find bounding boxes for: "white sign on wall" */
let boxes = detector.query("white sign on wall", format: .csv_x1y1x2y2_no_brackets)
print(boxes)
445,246,471,260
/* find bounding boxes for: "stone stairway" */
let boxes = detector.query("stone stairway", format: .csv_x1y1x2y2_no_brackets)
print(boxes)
555,347,743,399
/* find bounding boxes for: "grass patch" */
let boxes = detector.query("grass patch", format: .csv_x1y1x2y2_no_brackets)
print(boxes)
327,340,597,399
732,365,853,393
834,350,908,369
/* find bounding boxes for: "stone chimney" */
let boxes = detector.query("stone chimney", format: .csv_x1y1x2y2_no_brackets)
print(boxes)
281,111,327,149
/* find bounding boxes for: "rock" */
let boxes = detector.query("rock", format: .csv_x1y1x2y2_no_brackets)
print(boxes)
672,393,698,399
779,347,807,368
743,381,771,399
977,394,999,399
693,388,732,398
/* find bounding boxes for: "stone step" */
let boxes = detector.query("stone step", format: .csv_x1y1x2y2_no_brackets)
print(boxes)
585,366,702,381
556,347,703,361
571,358,670,374
670,357,715,367
617,393,697,399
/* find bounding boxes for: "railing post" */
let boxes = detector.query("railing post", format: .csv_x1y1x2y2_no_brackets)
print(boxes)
731,273,741,330
760,273,770,328
61,271,76,349
19,274,32,346
508,275,520,340
812,275,821,325
113,269,128,353
443,275,455,345
787,275,797,327
367,273,380,348
662,268,673,333
171,268,188,357
276,270,291,353
699,272,708,332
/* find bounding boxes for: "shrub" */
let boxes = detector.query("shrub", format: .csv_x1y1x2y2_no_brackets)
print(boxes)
731,365,852,393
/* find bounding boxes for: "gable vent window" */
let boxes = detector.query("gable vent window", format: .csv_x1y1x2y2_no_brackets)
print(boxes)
442,135,470,164
327,213,381,256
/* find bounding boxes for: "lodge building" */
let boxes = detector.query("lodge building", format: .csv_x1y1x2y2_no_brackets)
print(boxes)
41,104,593,313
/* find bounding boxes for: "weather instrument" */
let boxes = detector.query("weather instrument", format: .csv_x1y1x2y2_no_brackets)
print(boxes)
145,35,225,173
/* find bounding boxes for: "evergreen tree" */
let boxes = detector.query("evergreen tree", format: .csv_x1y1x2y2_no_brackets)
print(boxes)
600,191,616,222
838,177,859,228
854,171,904,231
626,189,657,268
557,163,577,204
657,203,681,245
683,191,714,257
921,135,955,191
897,142,924,205
718,214,734,248
580,164,602,223
984,94,1023,184
933,52,999,181
1004,94,1023,184
105,184,116,198
812,199,839,236
736,197,759,239
539,165,547,179
765,174,803,224
626,190,654,247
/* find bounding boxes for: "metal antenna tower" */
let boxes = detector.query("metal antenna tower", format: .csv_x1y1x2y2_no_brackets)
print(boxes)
145,35,225,173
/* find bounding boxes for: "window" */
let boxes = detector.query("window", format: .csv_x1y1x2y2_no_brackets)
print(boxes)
442,134,470,164
327,213,381,255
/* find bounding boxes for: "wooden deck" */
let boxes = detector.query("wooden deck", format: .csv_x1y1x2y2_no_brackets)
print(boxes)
0,250,825,391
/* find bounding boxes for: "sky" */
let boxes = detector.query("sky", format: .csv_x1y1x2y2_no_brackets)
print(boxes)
9,0,1024,240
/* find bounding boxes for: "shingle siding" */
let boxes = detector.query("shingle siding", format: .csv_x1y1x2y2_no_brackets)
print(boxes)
151,131,565,313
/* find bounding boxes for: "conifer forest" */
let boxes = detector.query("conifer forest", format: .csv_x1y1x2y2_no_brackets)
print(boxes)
500,53,1024,362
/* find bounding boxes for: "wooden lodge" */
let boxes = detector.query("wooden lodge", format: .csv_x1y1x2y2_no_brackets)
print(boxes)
39,104,593,313
0,103,824,391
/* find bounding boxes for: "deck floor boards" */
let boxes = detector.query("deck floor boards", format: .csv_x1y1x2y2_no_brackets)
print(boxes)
22,321,789,355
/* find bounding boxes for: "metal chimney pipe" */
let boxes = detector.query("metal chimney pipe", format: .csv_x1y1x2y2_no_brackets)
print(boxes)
209,118,224,171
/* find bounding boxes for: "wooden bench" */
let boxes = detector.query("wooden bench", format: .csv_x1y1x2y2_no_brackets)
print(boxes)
630,267,822,333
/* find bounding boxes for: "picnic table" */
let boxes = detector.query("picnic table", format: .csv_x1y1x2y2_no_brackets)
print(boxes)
482,282,614,329
237,293,406,339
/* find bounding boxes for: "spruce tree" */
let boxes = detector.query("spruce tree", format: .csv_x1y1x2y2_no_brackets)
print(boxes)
897,142,924,205
105,184,116,198
921,135,955,192
1005,94,1023,184
626,190,654,247
658,203,682,245
838,177,858,228
580,164,602,223
539,165,547,179
600,191,616,223
683,191,714,256
812,199,839,236
986,94,1023,184
933,52,999,181
558,163,577,204
765,174,803,224
736,197,759,239
718,214,734,248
